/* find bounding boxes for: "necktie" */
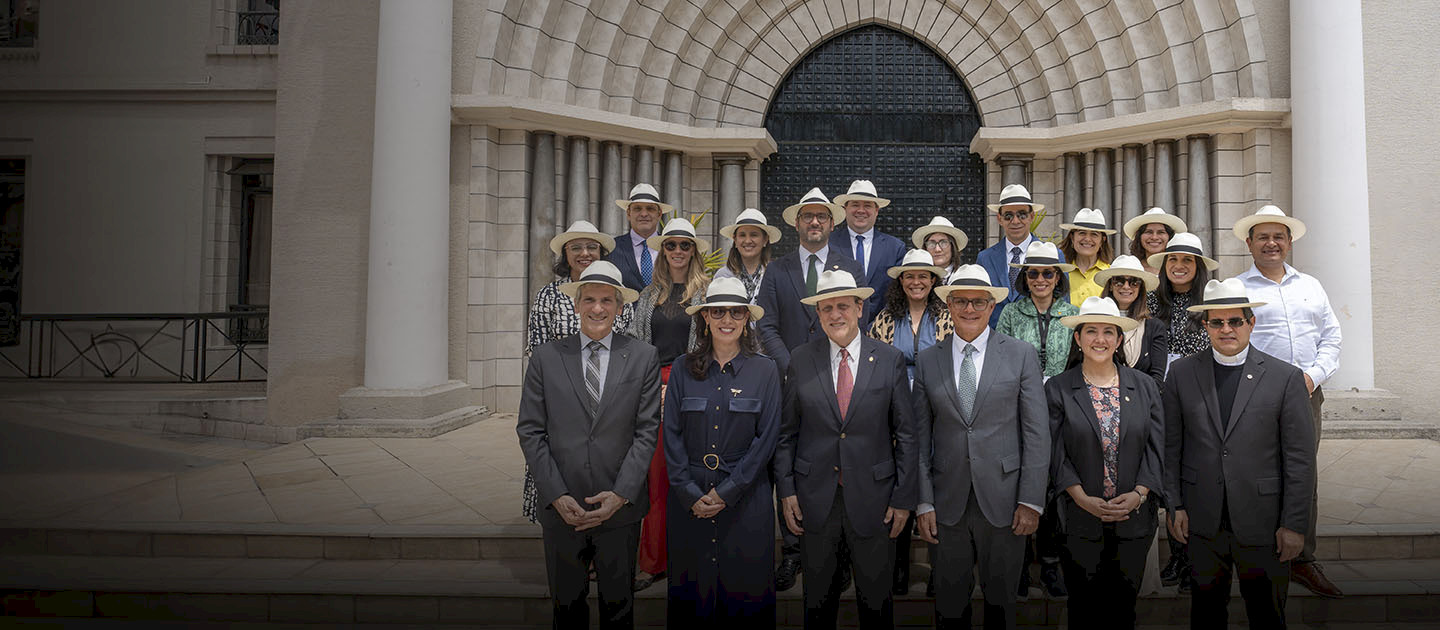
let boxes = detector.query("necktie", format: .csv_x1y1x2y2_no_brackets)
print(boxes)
836,348,854,420
640,245,653,286
806,254,819,296
957,343,977,420
1007,246,1022,288
855,235,866,278
585,340,603,417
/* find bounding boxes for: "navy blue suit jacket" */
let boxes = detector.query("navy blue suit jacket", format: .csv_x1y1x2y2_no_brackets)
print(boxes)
755,248,864,376
604,232,649,293
829,228,906,328
975,238,1066,329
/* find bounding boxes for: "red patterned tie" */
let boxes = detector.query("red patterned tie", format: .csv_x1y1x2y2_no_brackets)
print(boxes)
837,348,853,419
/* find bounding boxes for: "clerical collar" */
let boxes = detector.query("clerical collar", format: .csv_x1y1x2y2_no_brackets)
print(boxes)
1212,346,1248,366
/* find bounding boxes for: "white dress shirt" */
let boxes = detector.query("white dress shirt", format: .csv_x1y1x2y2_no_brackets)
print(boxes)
798,243,830,274
919,327,1042,516
828,332,863,389
847,226,875,276
1237,263,1342,387
578,331,614,399
630,229,659,271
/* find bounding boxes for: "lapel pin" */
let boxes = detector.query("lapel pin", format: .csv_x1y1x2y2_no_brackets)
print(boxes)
730,388,743,397
1246,374,1253,379
868,356,874,362
1124,396,1130,402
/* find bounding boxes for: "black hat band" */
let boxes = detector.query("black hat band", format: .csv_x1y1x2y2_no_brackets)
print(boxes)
1166,244,1204,257
801,196,829,205
1203,296,1252,306
1072,221,1108,230
1020,256,1062,266
999,195,1035,205
949,277,993,287
846,191,880,198
736,218,766,226
580,274,624,288
704,294,750,305
630,192,661,203
816,284,860,296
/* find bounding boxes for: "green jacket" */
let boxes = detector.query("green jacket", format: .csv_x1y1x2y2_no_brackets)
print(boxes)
995,297,1079,378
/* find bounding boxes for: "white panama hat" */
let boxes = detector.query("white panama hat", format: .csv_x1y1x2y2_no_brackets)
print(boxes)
1060,207,1118,235
934,264,1009,302
987,183,1044,212
782,187,845,227
833,179,891,210
1232,205,1307,243
799,269,875,306
1060,296,1139,332
1008,240,1077,272
887,249,948,280
615,183,674,214
912,216,970,252
1186,278,1268,313
1093,254,1160,292
1146,232,1219,272
646,217,711,254
719,208,782,244
557,260,640,304
549,220,616,256
684,276,764,319
1123,207,1187,241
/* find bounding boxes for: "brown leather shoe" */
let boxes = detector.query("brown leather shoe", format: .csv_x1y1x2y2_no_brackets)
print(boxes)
1291,562,1344,598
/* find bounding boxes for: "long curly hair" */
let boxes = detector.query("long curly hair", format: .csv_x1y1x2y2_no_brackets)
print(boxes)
880,270,946,324
685,311,763,379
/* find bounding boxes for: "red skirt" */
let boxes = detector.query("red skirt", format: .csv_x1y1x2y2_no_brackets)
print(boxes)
638,364,671,574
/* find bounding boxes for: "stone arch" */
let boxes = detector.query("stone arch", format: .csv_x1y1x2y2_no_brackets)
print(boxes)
467,0,1271,127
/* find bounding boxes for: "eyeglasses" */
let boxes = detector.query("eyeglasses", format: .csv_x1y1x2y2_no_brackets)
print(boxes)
1025,269,1056,280
924,239,952,250
797,212,831,224
565,243,601,254
1204,317,1250,330
999,210,1033,222
948,297,994,311
706,306,750,320
1109,277,1142,288
663,240,693,252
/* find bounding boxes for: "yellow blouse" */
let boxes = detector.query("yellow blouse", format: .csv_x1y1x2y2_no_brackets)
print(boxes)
1067,260,1110,306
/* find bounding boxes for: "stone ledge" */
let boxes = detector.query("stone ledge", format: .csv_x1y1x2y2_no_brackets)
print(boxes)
337,380,475,421
299,405,490,440
1324,388,1406,422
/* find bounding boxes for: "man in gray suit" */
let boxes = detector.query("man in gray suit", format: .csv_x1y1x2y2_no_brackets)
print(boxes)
912,264,1049,630
517,260,662,630
775,269,917,630
1164,278,1315,629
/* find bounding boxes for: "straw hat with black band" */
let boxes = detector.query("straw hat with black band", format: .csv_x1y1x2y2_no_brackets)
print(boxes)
934,264,1009,302
782,187,845,226
1123,207,1187,241
1185,278,1268,313
887,249,948,279
1232,205,1307,242
987,183,1044,212
719,208,783,244
1060,296,1139,332
833,179,891,209
615,183,675,214
1060,207,1118,235
549,220,616,256
646,217,712,254
685,276,764,320
799,269,875,306
1009,240,1077,273
911,216,970,251
558,260,640,304
1146,232,1219,272
1094,254,1160,292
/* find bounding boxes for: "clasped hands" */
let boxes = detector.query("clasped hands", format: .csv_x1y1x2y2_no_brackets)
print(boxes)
917,504,1039,543
552,491,626,531
1074,488,1143,523
691,489,726,519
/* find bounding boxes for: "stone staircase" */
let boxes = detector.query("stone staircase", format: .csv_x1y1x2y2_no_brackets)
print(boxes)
3,525,1438,627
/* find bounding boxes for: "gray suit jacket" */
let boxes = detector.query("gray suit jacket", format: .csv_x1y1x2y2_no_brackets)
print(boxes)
1162,347,1314,545
517,333,662,530
912,332,1050,528
775,335,918,538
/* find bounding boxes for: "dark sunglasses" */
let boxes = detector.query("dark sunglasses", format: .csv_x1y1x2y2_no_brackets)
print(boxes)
1025,269,1056,280
706,306,750,320
1204,317,1250,330
663,240,693,252
1000,210,1033,221
1109,276,1143,288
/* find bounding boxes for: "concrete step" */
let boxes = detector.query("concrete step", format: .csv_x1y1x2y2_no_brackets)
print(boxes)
1323,420,1440,440
1,555,1437,627
5,522,1439,562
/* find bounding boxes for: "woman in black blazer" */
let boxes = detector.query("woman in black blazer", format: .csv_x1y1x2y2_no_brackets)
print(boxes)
1095,255,1167,384
1046,296,1165,630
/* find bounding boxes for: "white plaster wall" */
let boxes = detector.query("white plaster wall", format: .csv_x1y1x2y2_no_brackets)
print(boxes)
1363,1,1440,418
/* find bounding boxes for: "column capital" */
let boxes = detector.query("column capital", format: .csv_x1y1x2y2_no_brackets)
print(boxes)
713,153,750,165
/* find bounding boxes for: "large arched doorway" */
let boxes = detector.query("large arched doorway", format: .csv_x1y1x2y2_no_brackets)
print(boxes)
760,25,986,261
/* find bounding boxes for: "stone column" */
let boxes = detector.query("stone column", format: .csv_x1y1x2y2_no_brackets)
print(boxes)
716,155,748,252
1092,148,1113,229
599,141,623,236
663,151,684,215
635,147,655,185
1122,144,1143,245
567,136,589,227
528,132,558,297
1186,135,1211,252
1291,0,1375,389
1153,140,1176,212
338,0,476,429
999,155,1030,187
1063,152,1084,223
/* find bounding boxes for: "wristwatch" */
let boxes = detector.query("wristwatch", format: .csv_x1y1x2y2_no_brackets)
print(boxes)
1136,491,1149,505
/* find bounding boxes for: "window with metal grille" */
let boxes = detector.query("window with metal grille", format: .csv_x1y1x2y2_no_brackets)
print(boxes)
237,0,277,45
0,0,37,48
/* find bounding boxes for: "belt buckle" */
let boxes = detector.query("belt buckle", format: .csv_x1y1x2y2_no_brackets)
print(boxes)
703,453,720,471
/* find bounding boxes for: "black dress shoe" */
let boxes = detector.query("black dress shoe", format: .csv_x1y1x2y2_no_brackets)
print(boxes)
1040,562,1067,599
892,563,911,596
776,556,801,592
632,571,664,592
1160,553,1186,586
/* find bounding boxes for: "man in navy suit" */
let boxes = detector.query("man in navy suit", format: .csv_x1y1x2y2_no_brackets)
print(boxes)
975,184,1064,328
755,186,864,592
605,183,669,292
829,179,906,329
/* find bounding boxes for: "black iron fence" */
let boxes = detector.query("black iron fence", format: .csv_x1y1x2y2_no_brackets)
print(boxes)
0,311,268,382
237,9,278,45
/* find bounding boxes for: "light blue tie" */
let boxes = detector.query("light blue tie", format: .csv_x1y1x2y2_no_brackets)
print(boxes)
640,244,653,286
855,235,866,277
957,343,978,421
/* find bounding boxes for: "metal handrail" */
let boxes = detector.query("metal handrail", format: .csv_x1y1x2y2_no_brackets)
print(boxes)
0,311,269,382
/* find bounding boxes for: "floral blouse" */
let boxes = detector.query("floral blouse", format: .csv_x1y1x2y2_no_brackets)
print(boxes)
1145,290,1209,358
525,279,635,356
1088,383,1121,499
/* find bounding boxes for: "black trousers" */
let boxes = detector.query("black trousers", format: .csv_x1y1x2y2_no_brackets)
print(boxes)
541,520,641,630
933,492,1026,630
1298,386,1324,563
800,489,895,630
1188,523,1290,629
1060,526,1153,630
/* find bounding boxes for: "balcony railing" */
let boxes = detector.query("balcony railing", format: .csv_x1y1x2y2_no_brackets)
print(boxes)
0,311,268,383
236,9,278,45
